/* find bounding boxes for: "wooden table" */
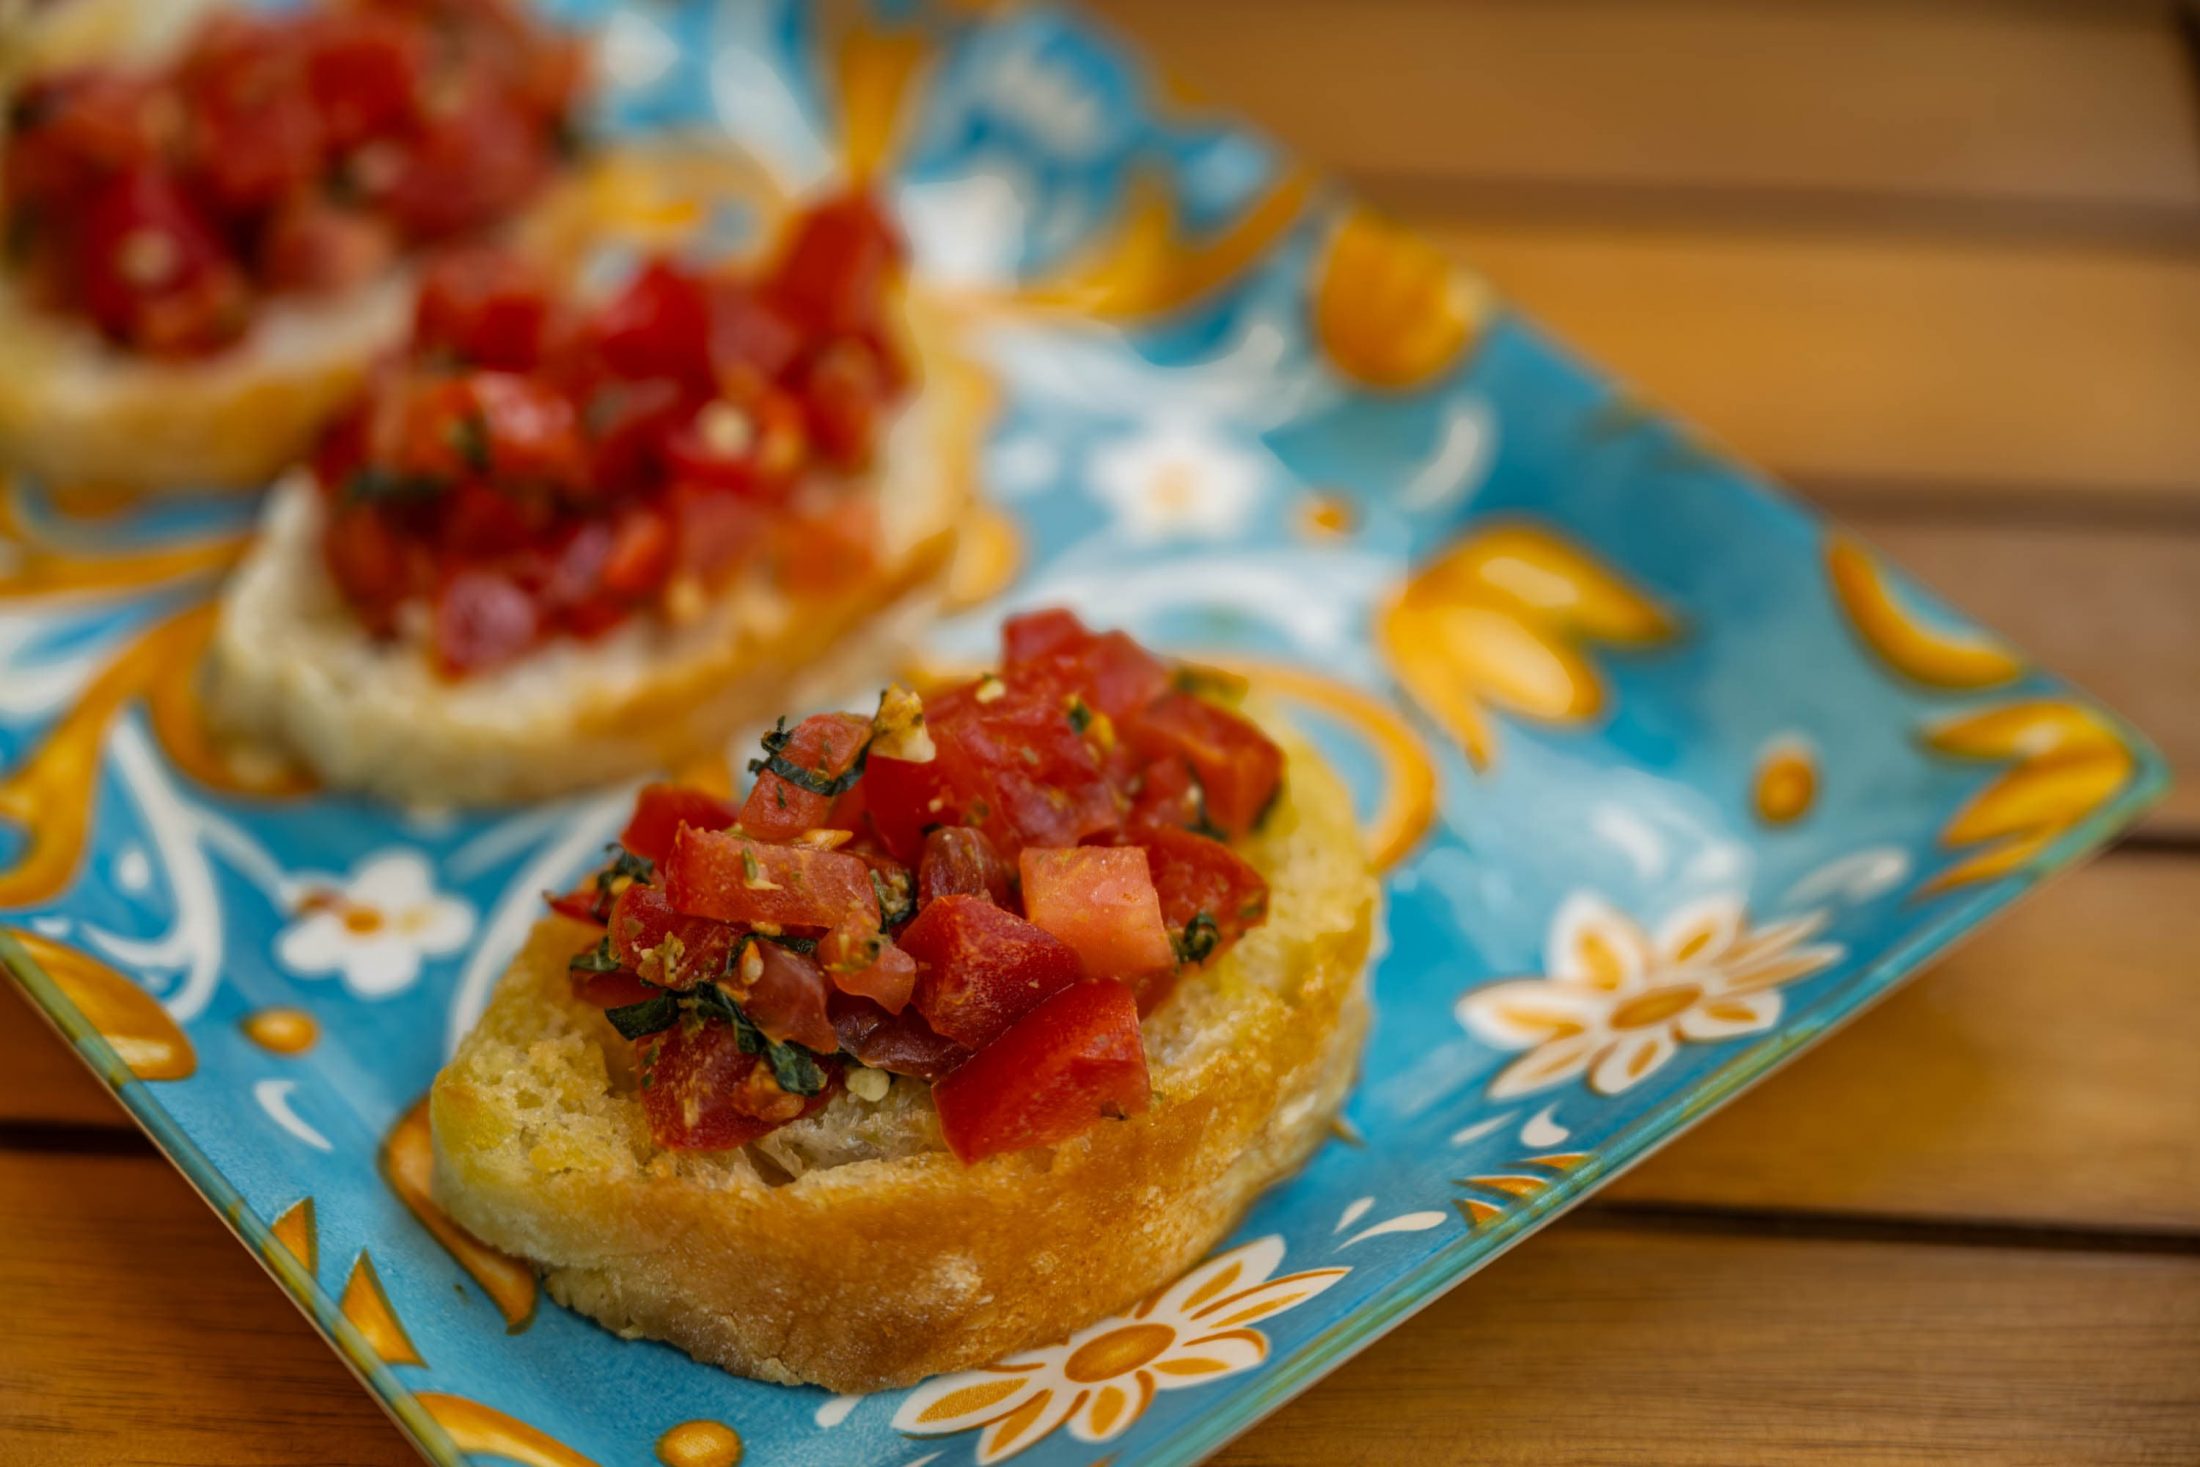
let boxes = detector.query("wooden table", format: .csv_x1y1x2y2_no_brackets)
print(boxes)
5,2,2198,1462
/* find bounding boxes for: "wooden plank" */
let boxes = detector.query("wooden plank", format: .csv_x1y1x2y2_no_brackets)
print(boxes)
1221,1222,2200,1466
2,1150,2194,1466
0,972,122,1130
1613,857,2200,1230
0,1152,416,1466
1427,221,2200,501
1090,0,2200,219
1840,514,2200,835
6,855,2197,1228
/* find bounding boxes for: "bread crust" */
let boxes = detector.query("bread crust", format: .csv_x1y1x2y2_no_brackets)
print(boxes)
429,723,1377,1391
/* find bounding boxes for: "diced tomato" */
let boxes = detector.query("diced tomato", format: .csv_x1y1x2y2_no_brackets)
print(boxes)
664,480,766,583
1001,609,1171,723
739,712,873,841
581,376,690,496
619,783,738,864
431,567,539,676
900,894,1083,1050
861,752,952,865
414,248,554,371
665,827,880,931
706,278,802,385
377,80,552,241
770,191,901,337
321,504,422,633
883,680,1122,860
570,967,657,1009
817,914,917,1013
595,504,676,601
303,12,423,149
636,1019,832,1152
1142,825,1270,953
607,881,736,991
739,941,841,1053
439,479,550,557
4,71,164,207
1018,846,1173,983
177,18,326,216
466,371,588,492
258,197,396,295
932,978,1151,1164
829,991,969,1081
1125,755,1202,836
78,166,248,354
592,257,715,388
917,826,1009,907
1124,692,1284,839
799,338,887,471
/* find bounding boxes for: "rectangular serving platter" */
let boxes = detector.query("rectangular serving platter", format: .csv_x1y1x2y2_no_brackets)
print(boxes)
0,2,2167,1464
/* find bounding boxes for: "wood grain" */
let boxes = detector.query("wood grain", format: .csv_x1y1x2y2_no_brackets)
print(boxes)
1219,1221,2200,1467
1090,0,2200,220
1430,221,2200,502
1612,855,2200,1231
2,1150,2192,1467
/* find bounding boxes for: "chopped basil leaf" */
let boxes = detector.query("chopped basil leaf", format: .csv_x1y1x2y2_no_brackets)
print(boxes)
568,935,624,974
604,991,679,1040
870,867,914,929
745,718,870,798
448,412,491,474
1065,698,1093,734
1173,912,1222,966
343,466,446,507
766,1040,828,1096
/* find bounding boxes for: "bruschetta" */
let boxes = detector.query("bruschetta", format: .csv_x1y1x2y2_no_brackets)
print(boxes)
203,181,970,805
429,611,1378,1391
0,0,583,492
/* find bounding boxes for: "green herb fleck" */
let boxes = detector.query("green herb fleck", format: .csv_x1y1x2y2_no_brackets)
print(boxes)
604,990,679,1040
567,935,624,974
447,411,491,474
745,718,870,798
1172,912,1222,967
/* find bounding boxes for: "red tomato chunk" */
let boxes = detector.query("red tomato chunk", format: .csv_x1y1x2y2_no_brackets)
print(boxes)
665,828,880,932
932,979,1151,1164
638,1019,833,1152
1018,846,1173,983
740,712,873,841
901,895,1083,1050
619,783,740,866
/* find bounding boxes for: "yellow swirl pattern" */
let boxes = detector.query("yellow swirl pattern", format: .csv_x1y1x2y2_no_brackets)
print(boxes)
1314,208,1489,390
8,932,195,1081
657,1421,744,1467
1232,661,1438,872
416,1396,598,1467
1921,699,2136,893
0,479,248,601
1018,168,1315,320
1381,522,1676,768
832,17,930,182
383,1097,539,1333
342,1251,426,1368
1826,536,2022,690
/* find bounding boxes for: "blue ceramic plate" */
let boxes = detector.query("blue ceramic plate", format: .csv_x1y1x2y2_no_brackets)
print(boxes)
0,3,2167,1465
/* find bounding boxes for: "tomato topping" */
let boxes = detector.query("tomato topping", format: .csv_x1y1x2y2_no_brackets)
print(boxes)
665,827,880,931
619,783,738,865
932,979,1151,1164
536,613,1285,1162
770,191,903,338
1019,847,1173,984
829,992,969,1081
415,247,554,371
740,712,873,842
607,882,736,991
637,1019,834,1152
1143,826,1270,962
900,895,1084,1050
738,940,841,1054
591,258,715,389
917,826,1010,907
1124,692,1285,839
431,567,538,676
2,0,578,355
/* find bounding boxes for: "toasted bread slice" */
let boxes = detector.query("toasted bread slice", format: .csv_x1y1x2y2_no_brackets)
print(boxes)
199,286,977,807
429,721,1376,1391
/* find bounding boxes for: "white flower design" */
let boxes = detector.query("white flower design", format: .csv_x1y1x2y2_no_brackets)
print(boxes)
276,851,473,999
1458,892,1843,1098
1088,421,1266,544
894,1236,1346,1462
